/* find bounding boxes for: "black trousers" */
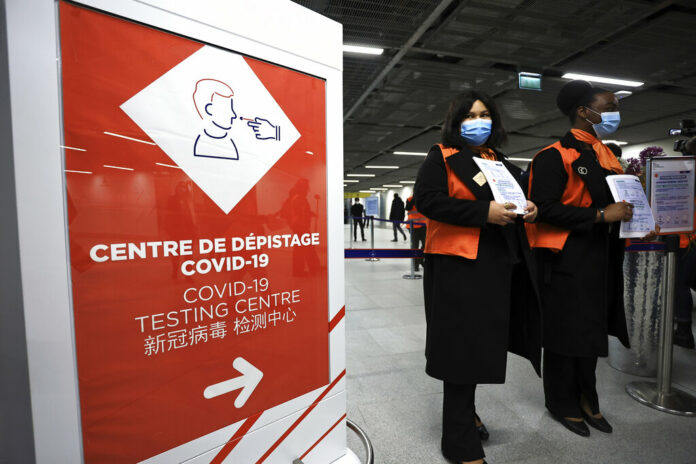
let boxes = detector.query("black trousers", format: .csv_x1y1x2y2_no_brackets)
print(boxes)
676,247,696,323
543,350,600,418
393,222,406,240
353,218,365,240
442,382,484,462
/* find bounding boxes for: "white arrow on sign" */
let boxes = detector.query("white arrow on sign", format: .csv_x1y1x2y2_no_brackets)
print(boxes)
203,357,263,408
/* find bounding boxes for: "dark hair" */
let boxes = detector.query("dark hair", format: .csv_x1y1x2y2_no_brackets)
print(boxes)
557,80,609,123
605,143,622,158
441,90,507,149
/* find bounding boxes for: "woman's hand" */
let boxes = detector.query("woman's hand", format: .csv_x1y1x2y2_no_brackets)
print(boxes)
523,200,537,223
487,201,517,225
640,223,661,241
602,201,634,222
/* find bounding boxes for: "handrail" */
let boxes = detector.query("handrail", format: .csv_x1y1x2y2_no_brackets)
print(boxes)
291,418,374,464
347,418,374,464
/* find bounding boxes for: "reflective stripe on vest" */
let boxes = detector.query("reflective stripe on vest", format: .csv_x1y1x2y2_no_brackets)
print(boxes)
423,144,481,259
525,140,593,252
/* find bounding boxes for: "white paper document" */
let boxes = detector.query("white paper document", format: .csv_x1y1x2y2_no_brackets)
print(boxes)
473,157,527,214
606,175,655,238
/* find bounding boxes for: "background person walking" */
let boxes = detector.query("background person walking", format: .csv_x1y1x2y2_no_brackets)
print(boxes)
390,193,407,241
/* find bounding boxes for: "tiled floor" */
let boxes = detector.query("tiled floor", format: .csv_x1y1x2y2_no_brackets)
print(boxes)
344,225,696,464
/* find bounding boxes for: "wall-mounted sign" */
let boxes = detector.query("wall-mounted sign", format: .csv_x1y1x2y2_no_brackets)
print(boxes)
364,196,380,217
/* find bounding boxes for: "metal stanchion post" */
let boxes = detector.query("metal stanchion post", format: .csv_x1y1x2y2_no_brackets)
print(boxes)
365,216,379,262
403,220,422,280
349,216,354,249
626,235,696,416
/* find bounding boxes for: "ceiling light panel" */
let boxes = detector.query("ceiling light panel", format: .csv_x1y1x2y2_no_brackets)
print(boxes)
394,151,427,156
343,44,384,55
562,72,644,87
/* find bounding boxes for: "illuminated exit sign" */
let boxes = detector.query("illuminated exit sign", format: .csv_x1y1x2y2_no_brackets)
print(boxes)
519,72,542,91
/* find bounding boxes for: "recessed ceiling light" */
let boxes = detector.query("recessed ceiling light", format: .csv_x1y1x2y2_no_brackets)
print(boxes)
507,157,532,162
614,90,633,98
602,140,628,146
365,165,399,169
343,44,384,55
359,190,373,193
562,73,643,87
346,173,376,177
369,187,388,191
382,184,403,188
344,179,360,183
394,151,427,156
399,180,416,184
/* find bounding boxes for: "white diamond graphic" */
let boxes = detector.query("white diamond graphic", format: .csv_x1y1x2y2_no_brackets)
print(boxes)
121,45,301,214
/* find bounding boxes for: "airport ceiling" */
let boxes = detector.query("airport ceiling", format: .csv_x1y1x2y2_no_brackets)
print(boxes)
293,0,696,191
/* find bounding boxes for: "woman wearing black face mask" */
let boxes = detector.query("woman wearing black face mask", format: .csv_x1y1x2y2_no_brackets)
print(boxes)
415,91,542,464
526,80,657,437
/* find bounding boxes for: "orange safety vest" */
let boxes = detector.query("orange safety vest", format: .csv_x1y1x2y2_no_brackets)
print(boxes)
424,145,482,259
525,141,593,252
406,196,426,229
679,202,696,248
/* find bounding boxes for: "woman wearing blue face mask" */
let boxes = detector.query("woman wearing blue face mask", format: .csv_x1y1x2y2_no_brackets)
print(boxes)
526,80,657,437
415,91,542,464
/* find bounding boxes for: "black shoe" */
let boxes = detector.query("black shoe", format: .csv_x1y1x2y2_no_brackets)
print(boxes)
674,322,695,349
581,410,613,433
362,238,367,241
550,412,590,437
474,413,489,441
390,239,398,242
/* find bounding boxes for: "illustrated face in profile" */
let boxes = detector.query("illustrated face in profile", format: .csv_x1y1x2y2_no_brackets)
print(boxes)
193,78,240,160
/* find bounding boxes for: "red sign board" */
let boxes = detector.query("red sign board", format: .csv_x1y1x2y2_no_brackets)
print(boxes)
60,3,329,461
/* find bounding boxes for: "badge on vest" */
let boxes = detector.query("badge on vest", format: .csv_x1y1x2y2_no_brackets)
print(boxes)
577,166,588,175
473,171,487,186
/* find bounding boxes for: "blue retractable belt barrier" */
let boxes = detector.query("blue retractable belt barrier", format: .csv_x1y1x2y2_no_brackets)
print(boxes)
348,215,426,226
625,241,665,252
344,248,424,259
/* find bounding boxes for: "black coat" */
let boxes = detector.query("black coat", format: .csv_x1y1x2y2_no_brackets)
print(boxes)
415,144,542,384
350,202,364,217
529,132,630,357
389,197,405,221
